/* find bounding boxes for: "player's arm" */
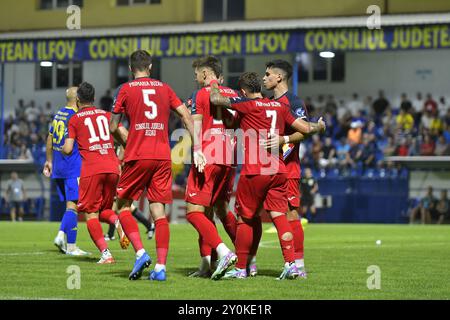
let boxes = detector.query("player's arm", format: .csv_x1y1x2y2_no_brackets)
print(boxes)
43,133,53,177
62,138,75,156
209,80,232,108
264,117,326,150
112,119,128,147
174,104,207,172
62,118,76,156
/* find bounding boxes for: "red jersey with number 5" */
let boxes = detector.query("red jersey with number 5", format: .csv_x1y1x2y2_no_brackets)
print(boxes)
229,97,297,176
68,107,119,178
112,77,182,162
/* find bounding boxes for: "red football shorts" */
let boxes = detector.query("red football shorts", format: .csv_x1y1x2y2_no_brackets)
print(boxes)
286,178,301,208
78,173,119,213
235,173,288,219
117,160,172,203
185,164,235,207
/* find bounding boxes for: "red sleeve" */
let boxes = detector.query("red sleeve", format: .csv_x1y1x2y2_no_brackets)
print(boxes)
112,84,127,114
166,85,182,110
68,117,77,140
191,90,206,115
283,105,296,127
229,97,253,115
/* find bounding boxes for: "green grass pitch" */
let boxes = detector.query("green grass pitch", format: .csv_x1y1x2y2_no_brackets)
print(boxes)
0,221,449,300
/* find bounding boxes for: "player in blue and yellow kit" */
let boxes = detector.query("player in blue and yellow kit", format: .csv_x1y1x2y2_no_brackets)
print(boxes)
43,87,88,256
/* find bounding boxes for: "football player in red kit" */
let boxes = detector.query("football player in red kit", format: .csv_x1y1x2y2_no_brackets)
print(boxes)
63,82,128,264
209,72,325,279
262,60,324,278
110,50,205,281
185,56,239,279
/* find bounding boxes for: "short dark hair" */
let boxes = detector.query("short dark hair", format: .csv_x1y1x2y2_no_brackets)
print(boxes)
265,59,293,80
238,72,261,94
130,50,152,73
192,55,222,78
77,82,95,104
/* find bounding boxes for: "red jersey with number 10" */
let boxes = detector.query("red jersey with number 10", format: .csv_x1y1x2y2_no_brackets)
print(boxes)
68,107,119,178
229,97,297,176
112,77,182,163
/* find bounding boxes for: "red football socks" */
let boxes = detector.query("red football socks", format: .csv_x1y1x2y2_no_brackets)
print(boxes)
87,218,108,253
289,219,305,260
235,220,253,269
155,217,170,265
272,215,295,263
119,210,143,252
186,211,222,249
99,209,118,225
249,216,262,257
198,235,211,257
220,211,237,244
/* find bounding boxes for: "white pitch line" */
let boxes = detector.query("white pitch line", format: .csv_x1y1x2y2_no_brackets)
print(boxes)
0,252,46,256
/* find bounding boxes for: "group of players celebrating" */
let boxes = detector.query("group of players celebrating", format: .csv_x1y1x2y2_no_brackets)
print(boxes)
43,50,325,282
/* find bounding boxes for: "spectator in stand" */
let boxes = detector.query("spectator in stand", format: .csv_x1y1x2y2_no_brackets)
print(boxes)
42,101,53,117
18,143,33,161
315,94,326,115
347,93,364,118
25,100,40,123
409,186,436,224
433,190,449,224
363,96,373,116
336,137,350,167
445,108,450,128
347,121,363,144
325,94,338,117
100,89,114,111
344,140,361,169
430,114,444,137
356,133,377,168
419,133,435,156
15,99,26,120
435,135,450,156
438,97,447,116
424,93,438,117
396,108,414,133
412,92,424,114
323,111,337,138
372,90,390,124
383,136,397,157
400,93,413,114
421,108,433,131
395,137,410,156
319,137,337,168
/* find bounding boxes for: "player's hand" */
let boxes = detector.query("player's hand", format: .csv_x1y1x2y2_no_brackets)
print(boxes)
43,161,52,177
262,133,283,150
193,151,207,173
318,117,326,133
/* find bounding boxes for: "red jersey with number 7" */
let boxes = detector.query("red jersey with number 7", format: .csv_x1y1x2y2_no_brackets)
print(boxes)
68,107,119,178
112,77,182,163
229,97,297,176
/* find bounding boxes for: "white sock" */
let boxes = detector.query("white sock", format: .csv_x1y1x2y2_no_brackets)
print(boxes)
249,255,257,266
295,259,305,268
216,243,230,259
154,263,166,272
57,231,65,239
136,249,146,259
66,243,76,252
